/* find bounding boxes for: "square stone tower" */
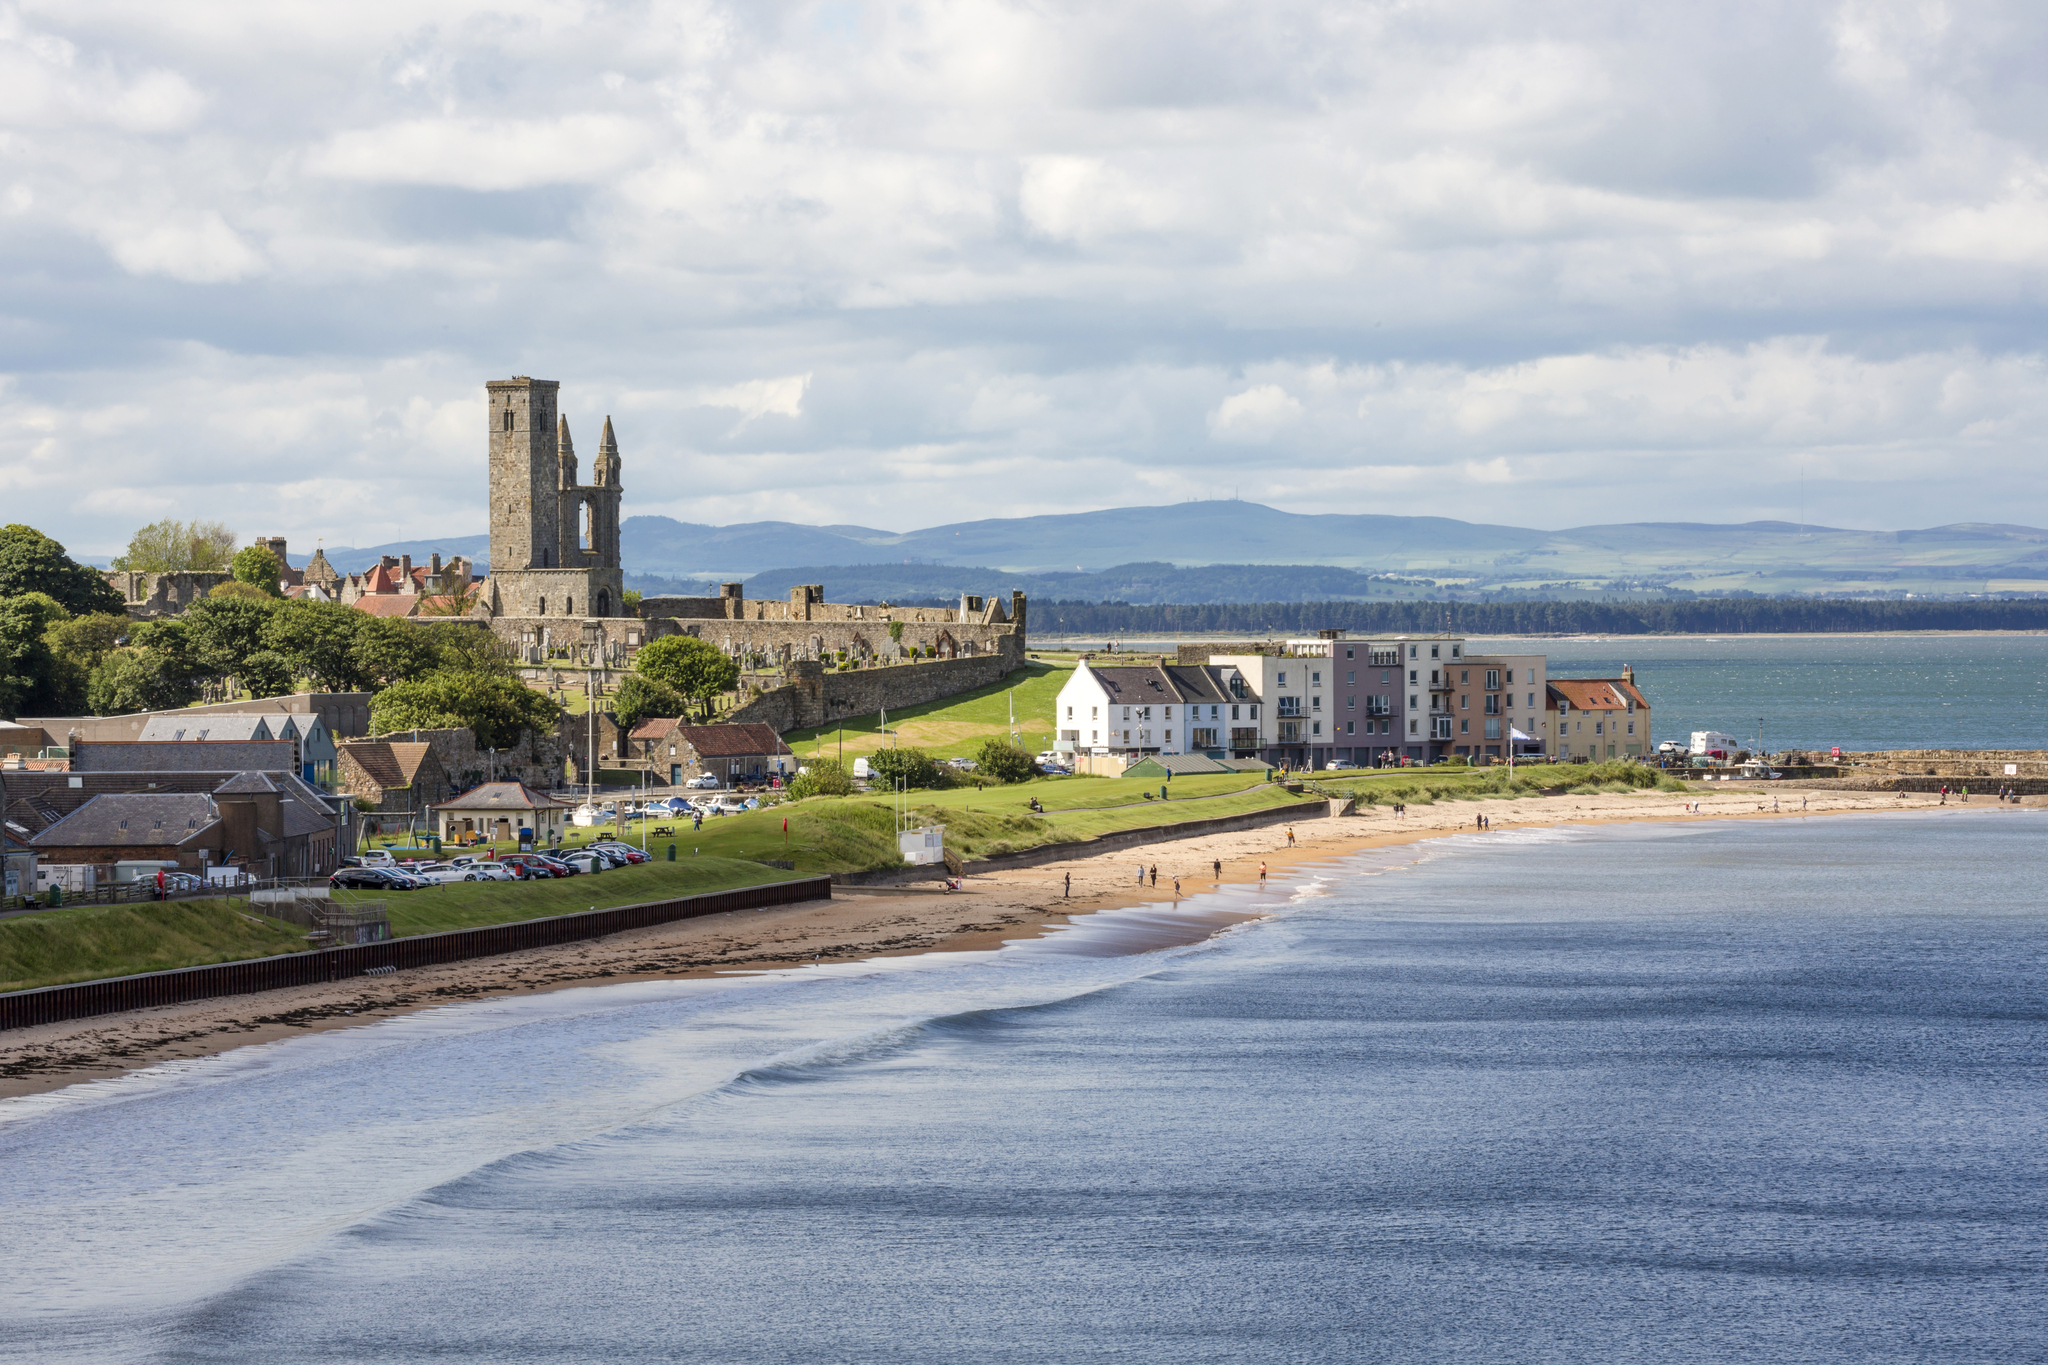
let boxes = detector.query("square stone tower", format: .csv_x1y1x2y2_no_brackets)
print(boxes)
487,377,562,571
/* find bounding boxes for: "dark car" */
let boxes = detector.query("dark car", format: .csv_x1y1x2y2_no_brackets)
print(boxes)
329,866,419,891
589,843,650,865
499,854,561,879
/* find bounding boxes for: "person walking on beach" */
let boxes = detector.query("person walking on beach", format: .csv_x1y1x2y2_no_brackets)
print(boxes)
1136,865,1145,886
1258,861,1268,888
1772,796,1779,812
1172,875,1181,899
1149,864,1158,887
1286,827,1296,847
1064,872,1071,898
1802,795,1808,811
1212,858,1222,882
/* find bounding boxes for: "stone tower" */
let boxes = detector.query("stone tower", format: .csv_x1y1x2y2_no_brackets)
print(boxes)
483,376,625,622
486,377,562,571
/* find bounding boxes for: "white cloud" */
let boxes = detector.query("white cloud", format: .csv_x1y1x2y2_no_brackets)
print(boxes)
4,0,2048,548
1209,385,1302,443
696,373,812,427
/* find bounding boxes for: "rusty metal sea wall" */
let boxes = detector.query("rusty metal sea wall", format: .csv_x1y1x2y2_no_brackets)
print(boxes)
0,876,832,1032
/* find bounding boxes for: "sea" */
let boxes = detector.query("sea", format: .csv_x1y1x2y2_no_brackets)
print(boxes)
3,809,2043,1363
1044,633,2048,752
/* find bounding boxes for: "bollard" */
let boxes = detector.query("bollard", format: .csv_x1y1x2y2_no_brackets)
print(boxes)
667,843,676,861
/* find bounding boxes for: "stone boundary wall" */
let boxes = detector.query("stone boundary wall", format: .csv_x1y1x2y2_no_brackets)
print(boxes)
352,725,563,794
833,795,1327,885
728,655,1022,734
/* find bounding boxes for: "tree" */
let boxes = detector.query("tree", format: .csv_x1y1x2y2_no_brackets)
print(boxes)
208,579,273,602
238,649,296,699
43,611,129,713
350,615,439,689
613,673,686,728
262,599,369,691
975,738,1036,784
111,519,238,573
88,648,201,714
183,595,282,683
868,746,945,789
371,670,560,750
230,544,286,597
0,525,125,616
634,635,740,718
787,758,853,799
0,592,71,717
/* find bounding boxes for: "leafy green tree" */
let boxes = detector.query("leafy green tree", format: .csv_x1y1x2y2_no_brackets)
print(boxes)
208,579,273,602
634,635,740,718
262,599,368,691
87,648,201,714
612,673,687,728
974,738,1036,783
43,611,129,713
0,525,124,616
182,595,281,683
0,592,72,716
350,615,439,689
867,746,945,789
787,758,853,799
370,670,560,750
230,544,286,597
111,519,237,573
238,650,296,699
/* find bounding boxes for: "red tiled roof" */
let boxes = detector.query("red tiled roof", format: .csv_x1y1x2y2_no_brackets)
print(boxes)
1548,678,1648,711
629,717,682,740
351,595,419,617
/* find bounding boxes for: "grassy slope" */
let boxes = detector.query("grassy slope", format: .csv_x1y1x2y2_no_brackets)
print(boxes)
0,860,808,995
0,902,309,993
783,660,1072,762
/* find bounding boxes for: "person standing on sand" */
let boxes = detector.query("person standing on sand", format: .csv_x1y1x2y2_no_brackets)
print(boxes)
1172,876,1181,898
1802,795,1808,810
1286,827,1295,847
1137,865,1145,885
1064,872,1071,898
1150,864,1158,886
1259,861,1268,887
1213,858,1222,882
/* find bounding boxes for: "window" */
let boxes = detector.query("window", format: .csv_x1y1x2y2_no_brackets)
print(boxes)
1311,672,1321,686
1627,721,1635,735
1460,719,1469,734
1460,694,1468,710
1485,718,1501,740
1346,695,1355,710
1090,706,1098,719
1211,705,1219,719
1249,706,1259,719
1408,669,1418,684
1484,694,1500,715
1164,707,1172,719
1485,670,1500,690
1312,695,1322,711
1066,706,1072,718
1346,721,1355,734
1278,671,1288,687
1409,645,1418,659
1594,721,1604,735
1381,670,1390,683
1165,730,1172,743
1505,669,1515,684
1409,719,1419,733
1346,647,1354,659
1231,704,1240,719
1460,669,1469,684
1431,645,1439,659
1122,707,1130,720
539,596,546,615
1312,721,1322,736
1528,693,1536,707
1410,694,1419,709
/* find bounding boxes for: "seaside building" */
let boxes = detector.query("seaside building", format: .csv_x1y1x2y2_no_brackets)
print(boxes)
431,782,569,846
1545,669,1651,761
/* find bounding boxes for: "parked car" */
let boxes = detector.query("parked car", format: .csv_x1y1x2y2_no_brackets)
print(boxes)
705,797,750,815
947,757,977,771
412,863,485,885
589,842,651,864
330,866,420,891
497,854,558,879
686,774,721,789
1324,759,1357,770
560,850,608,874
359,849,397,867
467,863,516,881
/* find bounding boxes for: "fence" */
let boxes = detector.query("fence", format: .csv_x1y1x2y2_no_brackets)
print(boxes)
0,876,833,1032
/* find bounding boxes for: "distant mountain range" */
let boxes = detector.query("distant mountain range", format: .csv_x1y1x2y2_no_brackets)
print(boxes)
300,502,2048,603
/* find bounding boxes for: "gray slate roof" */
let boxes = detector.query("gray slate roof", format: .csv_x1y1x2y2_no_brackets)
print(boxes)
30,793,218,848
139,714,276,742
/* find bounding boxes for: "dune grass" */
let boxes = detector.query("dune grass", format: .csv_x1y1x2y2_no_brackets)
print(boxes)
1309,760,1687,805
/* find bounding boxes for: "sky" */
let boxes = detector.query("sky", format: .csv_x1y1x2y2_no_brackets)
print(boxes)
2,0,2046,562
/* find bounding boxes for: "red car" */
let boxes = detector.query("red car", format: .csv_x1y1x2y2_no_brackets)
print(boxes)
499,854,565,879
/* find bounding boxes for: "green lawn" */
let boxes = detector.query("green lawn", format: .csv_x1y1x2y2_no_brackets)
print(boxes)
351,856,804,935
1305,760,1686,803
785,660,1073,762
0,901,308,993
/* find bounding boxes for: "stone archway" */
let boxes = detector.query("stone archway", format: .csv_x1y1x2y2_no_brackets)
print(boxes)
934,630,958,659
596,588,611,617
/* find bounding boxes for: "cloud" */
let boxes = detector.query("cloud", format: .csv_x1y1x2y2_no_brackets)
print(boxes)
5,0,2048,551
696,373,812,427
1208,384,1303,443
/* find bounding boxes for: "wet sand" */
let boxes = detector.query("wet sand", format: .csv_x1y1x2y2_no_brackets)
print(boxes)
0,785,1997,1099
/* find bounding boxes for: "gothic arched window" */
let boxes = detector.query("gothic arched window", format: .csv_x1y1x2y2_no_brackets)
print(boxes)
503,408,515,431
580,501,593,551
539,596,546,615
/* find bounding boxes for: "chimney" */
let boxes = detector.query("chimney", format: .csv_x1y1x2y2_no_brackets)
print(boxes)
1621,664,1634,685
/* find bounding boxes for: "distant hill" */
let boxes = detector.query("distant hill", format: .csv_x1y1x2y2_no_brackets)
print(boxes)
297,504,2048,602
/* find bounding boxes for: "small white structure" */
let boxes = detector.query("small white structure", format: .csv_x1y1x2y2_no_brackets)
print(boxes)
899,825,946,865
1690,730,1740,757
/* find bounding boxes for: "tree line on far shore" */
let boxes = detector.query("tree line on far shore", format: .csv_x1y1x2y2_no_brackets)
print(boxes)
1031,598,2048,637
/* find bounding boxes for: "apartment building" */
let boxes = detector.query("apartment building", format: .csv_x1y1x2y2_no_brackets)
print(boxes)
1546,669,1652,761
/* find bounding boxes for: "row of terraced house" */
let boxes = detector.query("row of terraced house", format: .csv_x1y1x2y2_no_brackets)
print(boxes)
1055,632,1650,770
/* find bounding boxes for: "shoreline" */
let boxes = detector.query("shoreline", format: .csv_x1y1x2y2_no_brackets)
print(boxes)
0,787,2022,1101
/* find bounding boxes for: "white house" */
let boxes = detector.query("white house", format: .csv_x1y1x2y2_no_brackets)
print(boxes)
1054,660,1260,759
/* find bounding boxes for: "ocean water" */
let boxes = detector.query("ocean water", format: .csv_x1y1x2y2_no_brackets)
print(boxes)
3,810,2045,1363
1054,633,2048,752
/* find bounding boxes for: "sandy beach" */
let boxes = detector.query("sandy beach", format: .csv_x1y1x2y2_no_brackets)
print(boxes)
0,785,2003,1099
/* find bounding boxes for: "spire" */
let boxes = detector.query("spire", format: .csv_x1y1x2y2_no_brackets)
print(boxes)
558,415,578,488
594,415,621,487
